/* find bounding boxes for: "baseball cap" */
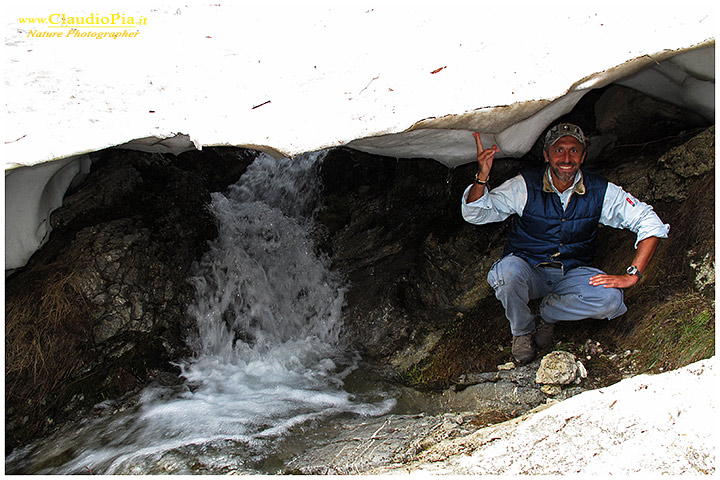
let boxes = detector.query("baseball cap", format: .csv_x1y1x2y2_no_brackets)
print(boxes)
544,123,586,149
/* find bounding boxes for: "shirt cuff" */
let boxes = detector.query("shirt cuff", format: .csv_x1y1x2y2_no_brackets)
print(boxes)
462,184,491,206
635,224,671,248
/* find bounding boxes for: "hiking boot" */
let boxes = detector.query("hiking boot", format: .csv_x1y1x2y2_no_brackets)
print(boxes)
512,334,536,365
534,318,555,349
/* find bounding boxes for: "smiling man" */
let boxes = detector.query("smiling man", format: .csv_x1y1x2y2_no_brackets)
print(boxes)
462,123,670,364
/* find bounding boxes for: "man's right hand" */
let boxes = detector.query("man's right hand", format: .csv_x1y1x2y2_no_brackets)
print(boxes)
474,132,498,181
466,132,499,203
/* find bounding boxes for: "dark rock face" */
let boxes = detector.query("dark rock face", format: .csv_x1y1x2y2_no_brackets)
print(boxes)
317,149,526,363
594,85,698,144
5,147,258,451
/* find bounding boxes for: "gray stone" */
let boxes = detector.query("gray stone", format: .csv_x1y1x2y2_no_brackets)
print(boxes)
657,126,715,178
445,381,546,414
286,413,480,475
535,351,584,386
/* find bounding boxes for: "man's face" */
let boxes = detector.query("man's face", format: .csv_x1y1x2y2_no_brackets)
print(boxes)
543,136,586,187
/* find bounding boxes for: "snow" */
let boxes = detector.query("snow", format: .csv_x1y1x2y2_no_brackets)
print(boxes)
2,2,716,269
375,357,716,475
5,154,91,270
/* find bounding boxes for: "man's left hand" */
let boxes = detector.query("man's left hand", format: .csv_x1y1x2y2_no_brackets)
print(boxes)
589,274,639,289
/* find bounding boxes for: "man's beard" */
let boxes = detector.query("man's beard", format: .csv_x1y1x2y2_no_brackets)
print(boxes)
550,164,578,183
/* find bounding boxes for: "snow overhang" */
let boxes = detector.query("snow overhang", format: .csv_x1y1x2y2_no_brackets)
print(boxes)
3,2,716,270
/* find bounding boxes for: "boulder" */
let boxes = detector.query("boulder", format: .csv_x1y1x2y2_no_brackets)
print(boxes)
535,351,588,389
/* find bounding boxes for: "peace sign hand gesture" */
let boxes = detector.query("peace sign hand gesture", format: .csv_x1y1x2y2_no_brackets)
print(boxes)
473,132,498,183
466,133,499,203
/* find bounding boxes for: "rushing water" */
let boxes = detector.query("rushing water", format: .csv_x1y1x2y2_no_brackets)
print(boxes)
6,151,396,474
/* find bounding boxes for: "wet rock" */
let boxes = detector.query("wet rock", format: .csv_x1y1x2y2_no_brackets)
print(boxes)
445,379,546,414
540,384,563,395
645,125,716,203
450,362,584,413
657,126,715,178
285,412,484,475
287,360,593,475
389,330,444,372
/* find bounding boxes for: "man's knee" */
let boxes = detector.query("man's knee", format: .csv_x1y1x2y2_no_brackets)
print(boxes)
584,286,626,319
541,284,626,322
600,287,626,319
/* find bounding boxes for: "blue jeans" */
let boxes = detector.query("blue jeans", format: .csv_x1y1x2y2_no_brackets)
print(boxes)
487,255,627,336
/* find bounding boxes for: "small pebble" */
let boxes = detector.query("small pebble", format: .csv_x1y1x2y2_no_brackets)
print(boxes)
497,362,516,371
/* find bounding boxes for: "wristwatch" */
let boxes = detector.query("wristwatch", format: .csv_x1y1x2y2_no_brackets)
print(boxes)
626,265,643,280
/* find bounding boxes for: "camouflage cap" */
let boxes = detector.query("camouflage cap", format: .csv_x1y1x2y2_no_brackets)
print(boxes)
544,123,586,149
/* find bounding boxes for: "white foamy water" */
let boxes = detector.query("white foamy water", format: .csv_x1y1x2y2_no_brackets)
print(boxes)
6,151,395,474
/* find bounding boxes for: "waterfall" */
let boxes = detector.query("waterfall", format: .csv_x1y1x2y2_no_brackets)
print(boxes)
185,151,343,360
6,151,395,475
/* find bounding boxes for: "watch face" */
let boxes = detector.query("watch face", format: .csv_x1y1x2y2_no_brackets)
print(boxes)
627,266,638,275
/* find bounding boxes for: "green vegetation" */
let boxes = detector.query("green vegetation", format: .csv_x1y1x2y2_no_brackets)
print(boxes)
625,292,715,373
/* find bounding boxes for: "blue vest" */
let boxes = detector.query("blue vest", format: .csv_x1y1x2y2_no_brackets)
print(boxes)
503,167,608,271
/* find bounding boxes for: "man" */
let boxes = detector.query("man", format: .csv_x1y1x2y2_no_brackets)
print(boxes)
462,123,669,364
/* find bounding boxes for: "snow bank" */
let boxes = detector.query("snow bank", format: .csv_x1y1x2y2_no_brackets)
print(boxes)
378,357,716,475
3,2,715,269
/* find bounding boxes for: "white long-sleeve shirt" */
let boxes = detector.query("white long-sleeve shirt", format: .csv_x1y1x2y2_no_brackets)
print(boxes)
461,168,670,248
